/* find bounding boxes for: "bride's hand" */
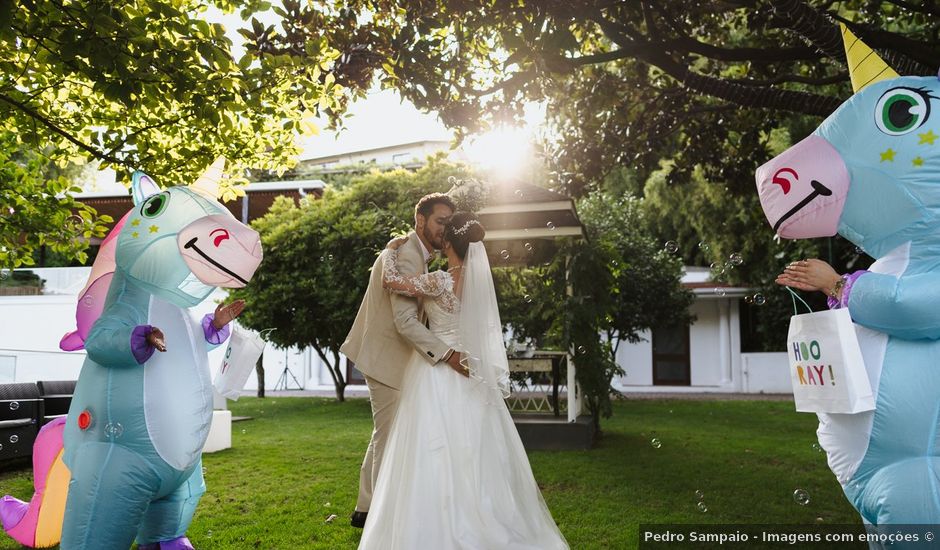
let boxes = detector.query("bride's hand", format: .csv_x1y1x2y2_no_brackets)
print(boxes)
446,352,470,378
386,236,409,250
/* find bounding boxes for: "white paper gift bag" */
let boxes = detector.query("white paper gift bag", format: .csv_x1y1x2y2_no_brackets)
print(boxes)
787,308,874,414
213,324,267,400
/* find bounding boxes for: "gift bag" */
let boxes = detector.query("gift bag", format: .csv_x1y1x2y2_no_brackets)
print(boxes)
213,324,267,400
787,304,874,414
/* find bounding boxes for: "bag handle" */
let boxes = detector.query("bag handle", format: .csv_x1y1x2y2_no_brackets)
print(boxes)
787,287,813,315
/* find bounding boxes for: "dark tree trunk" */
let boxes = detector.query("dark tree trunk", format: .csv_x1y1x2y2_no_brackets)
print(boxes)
313,346,347,402
255,352,265,398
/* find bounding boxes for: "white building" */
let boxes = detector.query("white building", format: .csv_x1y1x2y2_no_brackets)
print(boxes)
612,267,790,395
300,139,458,172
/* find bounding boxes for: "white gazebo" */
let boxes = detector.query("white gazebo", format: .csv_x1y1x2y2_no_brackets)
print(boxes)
476,182,592,449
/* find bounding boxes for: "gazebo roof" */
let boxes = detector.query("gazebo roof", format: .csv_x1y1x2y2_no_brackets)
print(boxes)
476,181,584,267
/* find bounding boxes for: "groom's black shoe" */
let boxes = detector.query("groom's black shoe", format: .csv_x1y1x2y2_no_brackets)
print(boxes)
351,511,368,528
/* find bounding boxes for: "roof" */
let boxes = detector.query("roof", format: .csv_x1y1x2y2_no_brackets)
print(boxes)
681,267,753,298
300,139,452,162
476,181,584,267
74,180,326,237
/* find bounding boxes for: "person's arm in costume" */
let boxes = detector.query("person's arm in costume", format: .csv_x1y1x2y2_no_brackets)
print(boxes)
775,258,940,339
85,279,155,367
844,271,940,340
200,300,244,350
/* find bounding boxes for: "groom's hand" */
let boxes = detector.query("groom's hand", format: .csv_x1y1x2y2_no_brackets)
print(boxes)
445,352,470,378
386,236,408,250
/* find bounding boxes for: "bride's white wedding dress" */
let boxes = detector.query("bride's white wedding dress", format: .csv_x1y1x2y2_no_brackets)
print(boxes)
358,245,568,550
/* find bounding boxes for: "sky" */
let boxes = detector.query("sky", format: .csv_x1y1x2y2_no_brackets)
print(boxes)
203,5,456,160
90,6,540,189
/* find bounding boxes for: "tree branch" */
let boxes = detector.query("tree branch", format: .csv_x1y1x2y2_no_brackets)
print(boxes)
726,71,848,87
0,93,127,166
590,12,842,117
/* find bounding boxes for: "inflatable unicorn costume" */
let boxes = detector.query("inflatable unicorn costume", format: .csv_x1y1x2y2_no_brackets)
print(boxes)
1,158,262,549
757,26,940,531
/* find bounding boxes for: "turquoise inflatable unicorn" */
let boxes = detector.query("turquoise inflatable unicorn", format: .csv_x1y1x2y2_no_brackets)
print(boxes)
1,158,262,549
756,25,940,532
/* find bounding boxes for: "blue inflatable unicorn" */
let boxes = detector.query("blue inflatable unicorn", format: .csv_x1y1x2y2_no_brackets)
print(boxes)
756,25,940,531
1,158,262,549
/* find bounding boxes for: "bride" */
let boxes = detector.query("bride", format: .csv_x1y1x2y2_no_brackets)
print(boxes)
357,212,569,550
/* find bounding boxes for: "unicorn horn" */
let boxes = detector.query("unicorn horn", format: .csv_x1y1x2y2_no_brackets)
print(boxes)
191,156,226,199
842,23,899,93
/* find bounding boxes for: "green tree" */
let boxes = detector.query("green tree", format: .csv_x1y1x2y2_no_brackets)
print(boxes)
232,160,468,399
1,0,372,268
254,1,932,352
263,1,936,190
0,133,111,268
494,188,692,432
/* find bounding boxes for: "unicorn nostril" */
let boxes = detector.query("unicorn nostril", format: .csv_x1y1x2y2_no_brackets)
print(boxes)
210,228,230,247
811,180,833,196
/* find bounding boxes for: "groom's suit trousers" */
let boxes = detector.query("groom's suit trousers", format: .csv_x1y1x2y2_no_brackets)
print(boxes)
357,375,400,512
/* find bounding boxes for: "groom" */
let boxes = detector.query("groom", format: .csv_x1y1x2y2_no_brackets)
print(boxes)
340,193,465,528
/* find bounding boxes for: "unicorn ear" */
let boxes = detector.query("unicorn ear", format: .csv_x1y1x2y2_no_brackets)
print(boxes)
842,23,899,93
190,156,226,199
131,172,161,206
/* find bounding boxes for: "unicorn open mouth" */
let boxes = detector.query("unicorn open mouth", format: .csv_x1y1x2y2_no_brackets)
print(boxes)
771,180,834,233
182,237,250,286
178,214,262,288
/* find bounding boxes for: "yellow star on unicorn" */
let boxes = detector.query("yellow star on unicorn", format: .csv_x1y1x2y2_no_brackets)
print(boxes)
919,130,938,145
913,157,925,167
149,225,159,234
880,149,897,162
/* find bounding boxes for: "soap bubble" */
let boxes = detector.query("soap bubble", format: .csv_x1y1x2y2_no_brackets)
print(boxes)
793,489,810,506
650,438,662,449
729,252,744,266
663,241,679,254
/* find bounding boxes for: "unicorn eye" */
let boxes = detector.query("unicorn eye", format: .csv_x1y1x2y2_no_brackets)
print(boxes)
141,193,169,218
875,87,931,135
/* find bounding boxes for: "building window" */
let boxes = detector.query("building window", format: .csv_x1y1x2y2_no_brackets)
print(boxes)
651,323,691,385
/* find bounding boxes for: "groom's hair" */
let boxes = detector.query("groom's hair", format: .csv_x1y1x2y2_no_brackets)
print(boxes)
414,193,456,226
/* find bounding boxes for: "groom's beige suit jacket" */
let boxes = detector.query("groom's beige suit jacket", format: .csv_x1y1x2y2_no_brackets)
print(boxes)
340,232,450,390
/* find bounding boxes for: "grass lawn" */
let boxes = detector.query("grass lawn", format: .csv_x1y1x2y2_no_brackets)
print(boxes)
0,397,861,549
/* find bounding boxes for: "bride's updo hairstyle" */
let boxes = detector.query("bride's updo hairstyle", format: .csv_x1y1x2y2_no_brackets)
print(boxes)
444,212,485,260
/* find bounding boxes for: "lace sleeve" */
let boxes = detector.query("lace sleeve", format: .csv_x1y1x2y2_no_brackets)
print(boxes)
382,248,446,298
